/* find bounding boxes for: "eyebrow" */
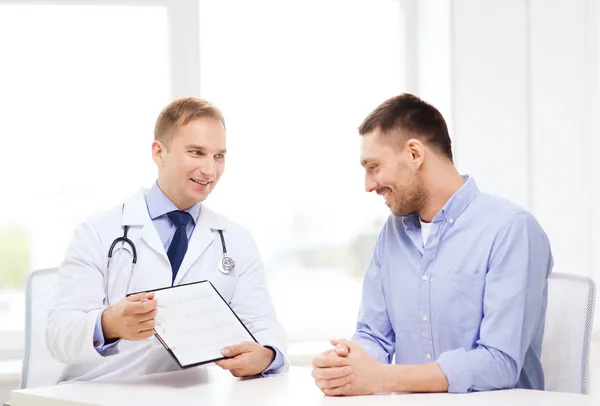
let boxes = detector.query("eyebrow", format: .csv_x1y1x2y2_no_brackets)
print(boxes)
186,144,227,154
360,158,372,167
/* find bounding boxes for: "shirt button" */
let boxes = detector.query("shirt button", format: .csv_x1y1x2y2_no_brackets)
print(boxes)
422,314,428,322
426,353,432,360
422,274,429,281
93,341,100,347
448,217,454,224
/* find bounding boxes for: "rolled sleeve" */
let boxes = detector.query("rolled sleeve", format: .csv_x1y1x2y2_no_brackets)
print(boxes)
437,346,516,393
437,348,473,393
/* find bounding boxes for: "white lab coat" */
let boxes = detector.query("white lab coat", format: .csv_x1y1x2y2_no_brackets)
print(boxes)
46,189,288,382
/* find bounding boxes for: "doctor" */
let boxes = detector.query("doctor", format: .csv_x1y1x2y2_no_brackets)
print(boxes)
46,97,288,382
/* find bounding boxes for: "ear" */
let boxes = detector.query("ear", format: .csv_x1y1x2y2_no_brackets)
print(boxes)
405,138,425,168
152,140,166,168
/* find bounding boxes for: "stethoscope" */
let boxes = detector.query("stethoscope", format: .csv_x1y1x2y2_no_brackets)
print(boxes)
105,217,235,304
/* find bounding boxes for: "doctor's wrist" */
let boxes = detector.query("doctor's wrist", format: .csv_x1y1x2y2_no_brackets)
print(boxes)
261,346,276,368
264,346,276,360
101,307,120,341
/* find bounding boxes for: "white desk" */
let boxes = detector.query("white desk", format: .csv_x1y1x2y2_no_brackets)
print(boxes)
9,366,597,406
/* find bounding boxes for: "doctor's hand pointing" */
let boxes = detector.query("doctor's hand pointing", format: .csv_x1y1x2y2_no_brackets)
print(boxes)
101,292,158,341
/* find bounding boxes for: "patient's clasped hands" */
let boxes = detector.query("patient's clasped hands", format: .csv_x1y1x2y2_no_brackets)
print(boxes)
311,339,384,396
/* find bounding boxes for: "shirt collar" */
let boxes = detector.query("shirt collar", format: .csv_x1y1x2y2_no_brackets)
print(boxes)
144,181,201,224
402,174,479,230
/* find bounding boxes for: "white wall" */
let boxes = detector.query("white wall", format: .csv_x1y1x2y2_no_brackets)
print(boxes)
528,0,595,280
413,0,599,325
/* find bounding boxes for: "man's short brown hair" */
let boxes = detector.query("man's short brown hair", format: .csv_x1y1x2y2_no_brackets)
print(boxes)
154,97,225,146
358,93,453,162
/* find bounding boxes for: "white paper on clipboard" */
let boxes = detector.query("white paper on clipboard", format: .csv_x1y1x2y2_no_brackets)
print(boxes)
152,281,256,368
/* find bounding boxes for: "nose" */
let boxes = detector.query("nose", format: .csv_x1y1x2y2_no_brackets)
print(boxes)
365,175,377,193
199,159,217,179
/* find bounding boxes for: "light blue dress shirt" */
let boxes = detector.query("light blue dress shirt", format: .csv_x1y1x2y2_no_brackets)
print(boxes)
352,175,553,393
93,182,283,374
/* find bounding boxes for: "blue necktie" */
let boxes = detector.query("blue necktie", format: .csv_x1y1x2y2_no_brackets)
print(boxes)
167,210,193,283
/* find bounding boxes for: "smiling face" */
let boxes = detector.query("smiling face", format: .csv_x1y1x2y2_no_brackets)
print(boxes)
361,127,427,216
152,117,226,209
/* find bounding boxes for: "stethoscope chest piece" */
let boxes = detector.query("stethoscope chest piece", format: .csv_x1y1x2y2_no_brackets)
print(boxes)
216,229,234,275
218,256,235,274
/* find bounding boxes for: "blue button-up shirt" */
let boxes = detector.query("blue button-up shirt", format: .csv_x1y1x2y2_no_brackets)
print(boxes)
93,182,283,373
352,175,553,393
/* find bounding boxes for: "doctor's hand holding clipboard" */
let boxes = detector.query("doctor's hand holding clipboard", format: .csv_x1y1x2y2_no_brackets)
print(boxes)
46,97,288,383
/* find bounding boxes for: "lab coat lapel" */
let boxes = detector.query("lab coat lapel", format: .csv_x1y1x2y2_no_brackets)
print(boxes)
173,206,224,285
121,190,168,261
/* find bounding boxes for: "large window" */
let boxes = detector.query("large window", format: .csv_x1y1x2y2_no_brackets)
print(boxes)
0,0,407,367
198,0,406,347
0,2,172,359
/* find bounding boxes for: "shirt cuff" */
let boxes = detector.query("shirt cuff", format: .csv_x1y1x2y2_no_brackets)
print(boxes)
437,348,473,393
261,346,285,376
351,334,392,364
93,310,120,354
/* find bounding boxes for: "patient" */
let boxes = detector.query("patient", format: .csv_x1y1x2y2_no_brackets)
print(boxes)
311,94,553,395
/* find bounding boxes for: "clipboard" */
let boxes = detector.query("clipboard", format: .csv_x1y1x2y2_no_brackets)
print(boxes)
128,280,257,369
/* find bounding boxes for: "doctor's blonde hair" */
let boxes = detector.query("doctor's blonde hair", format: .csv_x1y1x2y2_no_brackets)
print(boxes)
154,97,226,148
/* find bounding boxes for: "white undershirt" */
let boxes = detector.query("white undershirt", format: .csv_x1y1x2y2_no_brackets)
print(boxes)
420,220,432,246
